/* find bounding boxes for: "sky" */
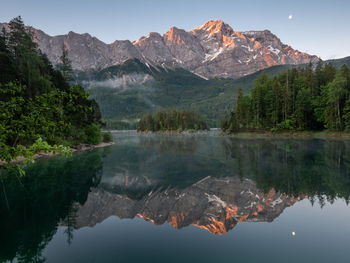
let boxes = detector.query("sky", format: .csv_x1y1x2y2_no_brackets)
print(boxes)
1,0,349,60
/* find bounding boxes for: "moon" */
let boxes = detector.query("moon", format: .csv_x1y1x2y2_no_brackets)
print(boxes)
288,14,293,20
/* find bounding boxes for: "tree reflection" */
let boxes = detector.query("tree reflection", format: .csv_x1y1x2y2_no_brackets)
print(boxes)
139,135,198,154
223,138,350,204
0,149,105,262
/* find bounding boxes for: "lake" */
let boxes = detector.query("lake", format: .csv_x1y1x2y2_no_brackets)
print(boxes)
1,131,350,262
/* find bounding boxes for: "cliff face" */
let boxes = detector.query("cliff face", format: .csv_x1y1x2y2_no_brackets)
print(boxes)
0,20,319,79
73,176,303,234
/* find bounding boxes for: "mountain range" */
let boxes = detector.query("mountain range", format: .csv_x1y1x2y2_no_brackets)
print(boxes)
72,176,302,235
1,19,319,79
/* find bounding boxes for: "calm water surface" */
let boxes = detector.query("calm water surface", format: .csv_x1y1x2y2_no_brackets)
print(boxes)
1,131,350,262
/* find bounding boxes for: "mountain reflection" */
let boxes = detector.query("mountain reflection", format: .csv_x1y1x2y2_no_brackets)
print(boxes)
2,134,350,262
75,176,302,235
71,136,350,234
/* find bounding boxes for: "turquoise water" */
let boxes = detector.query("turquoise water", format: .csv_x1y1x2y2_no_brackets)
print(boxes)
1,131,350,262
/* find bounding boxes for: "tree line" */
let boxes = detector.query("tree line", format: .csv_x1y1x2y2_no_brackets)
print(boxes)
137,110,208,132
221,62,350,132
0,17,111,168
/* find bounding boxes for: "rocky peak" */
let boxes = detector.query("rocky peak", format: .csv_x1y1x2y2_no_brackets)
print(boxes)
191,20,234,36
134,32,163,47
163,26,187,44
134,32,173,64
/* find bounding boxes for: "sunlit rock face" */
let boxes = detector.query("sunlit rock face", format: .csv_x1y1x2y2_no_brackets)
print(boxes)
0,20,319,78
73,176,303,234
188,20,318,78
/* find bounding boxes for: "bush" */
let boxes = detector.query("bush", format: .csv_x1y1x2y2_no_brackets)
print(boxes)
102,131,113,143
84,124,102,145
67,125,88,145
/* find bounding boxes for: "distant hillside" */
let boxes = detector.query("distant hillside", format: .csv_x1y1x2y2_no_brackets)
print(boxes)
326,56,350,69
79,57,350,128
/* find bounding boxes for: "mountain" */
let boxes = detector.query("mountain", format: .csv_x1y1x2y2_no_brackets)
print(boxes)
0,20,319,79
72,176,303,235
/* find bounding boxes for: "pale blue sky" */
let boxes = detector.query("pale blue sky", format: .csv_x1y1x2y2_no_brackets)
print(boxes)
1,0,349,60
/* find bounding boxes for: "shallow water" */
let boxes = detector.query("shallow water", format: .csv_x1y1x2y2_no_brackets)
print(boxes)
1,131,350,262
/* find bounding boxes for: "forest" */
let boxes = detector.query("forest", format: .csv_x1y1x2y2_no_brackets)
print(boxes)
0,17,110,167
137,110,208,132
221,62,350,132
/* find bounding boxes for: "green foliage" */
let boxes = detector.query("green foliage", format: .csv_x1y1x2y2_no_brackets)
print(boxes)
0,17,103,170
323,72,348,130
137,110,208,132
222,62,350,133
0,137,71,176
102,131,113,143
83,124,102,144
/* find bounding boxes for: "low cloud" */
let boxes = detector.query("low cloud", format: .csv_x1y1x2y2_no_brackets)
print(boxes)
82,73,154,93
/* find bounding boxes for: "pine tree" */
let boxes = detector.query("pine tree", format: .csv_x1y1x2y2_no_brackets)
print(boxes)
235,88,244,129
295,88,312,130
7,16,53,97
324,73,347,130
315,60,325,87
58,44,74,82
283,70,291,122
340,64,350,99
271,77,281,126
251,73,270,128
0,28,16,83
323,63,336,84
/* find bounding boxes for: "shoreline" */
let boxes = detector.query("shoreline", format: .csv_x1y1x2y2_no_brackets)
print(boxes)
137,129,211,134
0,141,115,166
221,131,350,139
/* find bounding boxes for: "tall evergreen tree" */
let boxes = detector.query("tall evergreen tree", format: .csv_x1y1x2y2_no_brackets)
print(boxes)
235,88,244,128
0,28,16,83
57,44,74,82
324,73,348,130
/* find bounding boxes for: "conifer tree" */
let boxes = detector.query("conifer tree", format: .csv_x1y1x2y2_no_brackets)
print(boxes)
58,44,74,82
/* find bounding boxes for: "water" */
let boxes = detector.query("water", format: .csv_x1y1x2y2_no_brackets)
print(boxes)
1,131,350,262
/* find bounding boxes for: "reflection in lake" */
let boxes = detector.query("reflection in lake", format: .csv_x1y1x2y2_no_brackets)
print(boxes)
76,177,302,235
0,149,105,263
1,132,350,262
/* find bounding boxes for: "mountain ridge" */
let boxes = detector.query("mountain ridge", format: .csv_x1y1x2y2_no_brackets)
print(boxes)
0,19,319,79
